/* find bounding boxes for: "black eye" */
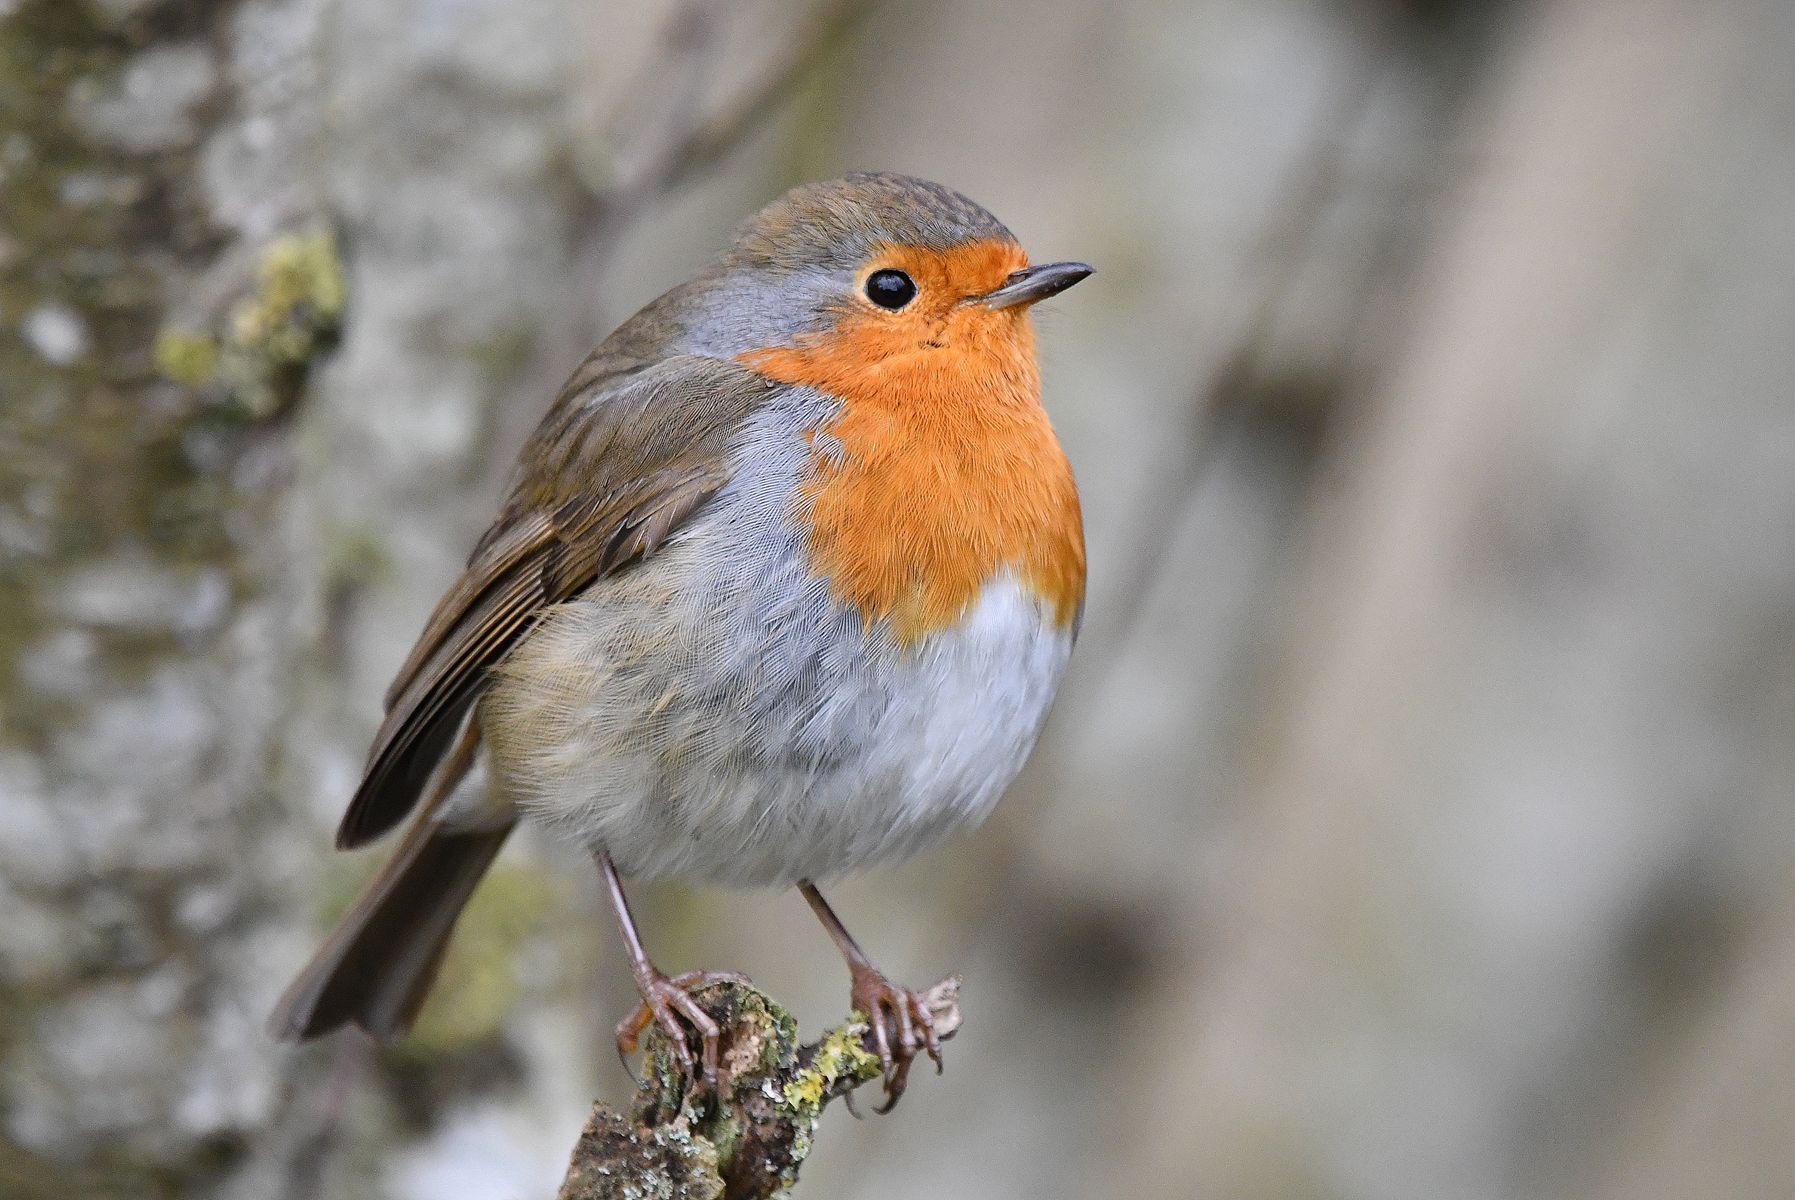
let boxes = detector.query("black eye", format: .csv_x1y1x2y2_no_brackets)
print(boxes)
865,269,917,310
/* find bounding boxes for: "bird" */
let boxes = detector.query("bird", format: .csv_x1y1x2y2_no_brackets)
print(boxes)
270,172,1091,1109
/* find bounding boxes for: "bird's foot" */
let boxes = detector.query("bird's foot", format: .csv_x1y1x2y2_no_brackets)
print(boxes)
614,969,751,1093
848,962,944,1113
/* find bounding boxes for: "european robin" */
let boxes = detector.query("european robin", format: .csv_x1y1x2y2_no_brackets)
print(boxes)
271,173,1091,1107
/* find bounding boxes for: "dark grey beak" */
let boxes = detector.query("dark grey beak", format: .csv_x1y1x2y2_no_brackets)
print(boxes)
976,261,1094,310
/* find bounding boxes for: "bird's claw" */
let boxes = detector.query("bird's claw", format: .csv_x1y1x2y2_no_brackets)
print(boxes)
613,969,750,1094
849,963,943,1113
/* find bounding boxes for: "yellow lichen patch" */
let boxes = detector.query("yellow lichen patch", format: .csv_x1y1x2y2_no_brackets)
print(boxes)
781,1016,881,1114
154,227,346,417
241,229,347,339
152,328,220,386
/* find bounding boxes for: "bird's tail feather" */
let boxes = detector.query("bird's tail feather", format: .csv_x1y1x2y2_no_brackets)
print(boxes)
269,818,513,1041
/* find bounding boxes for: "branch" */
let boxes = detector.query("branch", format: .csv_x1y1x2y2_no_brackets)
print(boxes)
557,979,961,1200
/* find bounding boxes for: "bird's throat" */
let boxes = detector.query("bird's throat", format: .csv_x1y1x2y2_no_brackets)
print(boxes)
741,309,1085,643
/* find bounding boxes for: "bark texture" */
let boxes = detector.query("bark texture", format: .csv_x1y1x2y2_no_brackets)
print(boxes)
555,981,959,1200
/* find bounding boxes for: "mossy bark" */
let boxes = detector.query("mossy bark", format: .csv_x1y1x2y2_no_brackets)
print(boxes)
1,0,229,702
0,1,332,1193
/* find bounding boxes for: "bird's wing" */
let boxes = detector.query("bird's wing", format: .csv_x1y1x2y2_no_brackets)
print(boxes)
334,353,775,849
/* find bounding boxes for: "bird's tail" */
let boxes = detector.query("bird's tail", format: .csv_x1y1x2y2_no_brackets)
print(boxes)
269,816,514,1041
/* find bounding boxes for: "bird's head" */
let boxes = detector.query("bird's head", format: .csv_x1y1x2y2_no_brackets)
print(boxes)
672,173,1090,395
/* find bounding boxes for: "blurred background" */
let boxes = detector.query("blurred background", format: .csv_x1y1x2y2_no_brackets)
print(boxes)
5,0,1795,1196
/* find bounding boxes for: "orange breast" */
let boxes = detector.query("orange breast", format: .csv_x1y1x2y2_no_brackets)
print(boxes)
740,241,1084,643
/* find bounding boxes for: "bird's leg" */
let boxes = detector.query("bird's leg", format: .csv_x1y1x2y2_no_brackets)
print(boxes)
598,850,746,1092
799,881,943,1112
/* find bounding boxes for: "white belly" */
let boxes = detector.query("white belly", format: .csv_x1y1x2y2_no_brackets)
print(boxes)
479,566,1073,887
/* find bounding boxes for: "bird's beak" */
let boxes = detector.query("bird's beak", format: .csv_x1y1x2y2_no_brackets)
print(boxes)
975,261,1094,310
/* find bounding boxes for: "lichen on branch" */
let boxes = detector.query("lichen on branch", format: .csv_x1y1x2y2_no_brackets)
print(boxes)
557,979,960,1200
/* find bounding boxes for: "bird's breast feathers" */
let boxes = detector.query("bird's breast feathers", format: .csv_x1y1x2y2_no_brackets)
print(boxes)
738,267,1084,644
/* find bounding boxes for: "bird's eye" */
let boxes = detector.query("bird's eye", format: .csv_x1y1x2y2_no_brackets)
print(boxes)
865,269,917,310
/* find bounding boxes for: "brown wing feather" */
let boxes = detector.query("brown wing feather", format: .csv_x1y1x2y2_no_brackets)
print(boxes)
335,353,774,849
383,513,554,712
